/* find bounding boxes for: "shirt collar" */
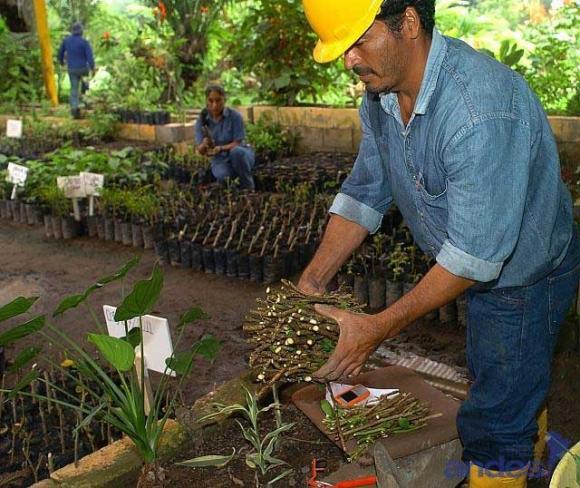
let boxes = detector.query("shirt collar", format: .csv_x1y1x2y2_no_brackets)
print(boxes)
379,28,447,117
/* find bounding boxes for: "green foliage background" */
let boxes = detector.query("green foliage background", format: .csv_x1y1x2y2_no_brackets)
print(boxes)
0,0,577,115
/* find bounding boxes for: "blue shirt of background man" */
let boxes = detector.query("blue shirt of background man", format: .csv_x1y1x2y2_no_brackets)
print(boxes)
330,28,573,289
195,108,246,148
58,34,95,71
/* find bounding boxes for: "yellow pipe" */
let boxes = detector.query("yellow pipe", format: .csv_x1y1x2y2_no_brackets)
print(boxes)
33,0,58,106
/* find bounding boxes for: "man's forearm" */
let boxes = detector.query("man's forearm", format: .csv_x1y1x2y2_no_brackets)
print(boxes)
300,214,369,292
378,263,474,336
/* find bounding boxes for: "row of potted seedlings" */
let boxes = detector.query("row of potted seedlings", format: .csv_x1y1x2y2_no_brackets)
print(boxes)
112,108,171,125
253,152,354,193
337,227,468,327
150,189,331,284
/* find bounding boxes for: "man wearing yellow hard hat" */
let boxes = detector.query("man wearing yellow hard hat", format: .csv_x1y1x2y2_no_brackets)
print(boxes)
298,1,579,487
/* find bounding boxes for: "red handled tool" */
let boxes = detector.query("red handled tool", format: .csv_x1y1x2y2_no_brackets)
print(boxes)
308,458,377,488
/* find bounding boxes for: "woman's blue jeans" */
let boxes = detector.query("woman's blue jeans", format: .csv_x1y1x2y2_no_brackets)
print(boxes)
211,146,256,190
458,230,580,470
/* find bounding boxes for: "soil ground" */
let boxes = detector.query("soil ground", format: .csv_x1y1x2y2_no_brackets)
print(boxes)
0,221,579,487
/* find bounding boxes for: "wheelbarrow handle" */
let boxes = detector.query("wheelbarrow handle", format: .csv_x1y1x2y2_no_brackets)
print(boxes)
335,475,378,488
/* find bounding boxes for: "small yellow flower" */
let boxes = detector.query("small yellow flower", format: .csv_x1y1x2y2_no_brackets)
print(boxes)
61,358,75,368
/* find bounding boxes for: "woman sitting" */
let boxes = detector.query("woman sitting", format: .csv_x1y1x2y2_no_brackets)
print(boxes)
195,85,255,190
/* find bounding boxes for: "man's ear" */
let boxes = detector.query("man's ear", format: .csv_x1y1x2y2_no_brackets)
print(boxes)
403,7,421,39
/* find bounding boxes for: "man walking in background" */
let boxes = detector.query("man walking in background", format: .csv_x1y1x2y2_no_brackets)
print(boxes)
58,22,95,119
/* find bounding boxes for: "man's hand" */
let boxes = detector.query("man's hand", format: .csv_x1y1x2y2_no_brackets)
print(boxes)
313,305,394,381
297,274,325,296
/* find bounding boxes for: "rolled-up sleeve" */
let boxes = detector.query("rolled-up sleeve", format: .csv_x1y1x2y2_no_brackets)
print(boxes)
436,116,531,282
330,97,393,234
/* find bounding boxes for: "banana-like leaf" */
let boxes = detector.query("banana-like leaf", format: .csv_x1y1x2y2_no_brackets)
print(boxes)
176,448,236,468
177,307,209,328
8,346,42,372
122,327,142,349
8,369,40,398
96,256,140,286
193,334,221,362
88,333,135,372
0,297,38,322
114,265,163,322
54,258,141,317
53,286,97,317
165,350,194,375
0,315,45,346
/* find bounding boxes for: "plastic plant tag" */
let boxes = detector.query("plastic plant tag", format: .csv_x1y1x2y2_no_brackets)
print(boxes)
103,305,175,376
325,382,399,407
80,172,104,196
57,176,86,199
6,119,22,138
6,163,28,186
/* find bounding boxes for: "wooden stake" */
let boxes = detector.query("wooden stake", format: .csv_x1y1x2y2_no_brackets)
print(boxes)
134,352,153,416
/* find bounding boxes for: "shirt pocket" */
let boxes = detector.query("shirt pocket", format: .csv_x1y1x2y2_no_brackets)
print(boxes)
416,178,449,237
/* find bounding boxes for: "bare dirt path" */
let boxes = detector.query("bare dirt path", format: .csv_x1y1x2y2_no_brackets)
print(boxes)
0,221,265,403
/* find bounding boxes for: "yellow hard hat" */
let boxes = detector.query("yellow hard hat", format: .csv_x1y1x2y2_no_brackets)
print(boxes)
303,0,384,63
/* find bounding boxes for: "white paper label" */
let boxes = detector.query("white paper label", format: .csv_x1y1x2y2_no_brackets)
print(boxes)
57,176,86,199
6,119,22,138
80,172,104,196
7,162,28,186
326,382,399,407
103,305,175,376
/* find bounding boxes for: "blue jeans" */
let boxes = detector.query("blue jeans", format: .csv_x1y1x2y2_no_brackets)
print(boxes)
211,146,255,190
458,229,580,468
68,68,89,110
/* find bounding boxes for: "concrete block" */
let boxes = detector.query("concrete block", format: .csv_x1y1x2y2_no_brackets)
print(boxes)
45,419,186,488
253,106,280,124
319,439,464,488
296,127,327,154
233,105,254,123
118,123,141,140
155,123,186,144
138,124,156,141
322,127,355,153
182,122,195,141
549,116,580,143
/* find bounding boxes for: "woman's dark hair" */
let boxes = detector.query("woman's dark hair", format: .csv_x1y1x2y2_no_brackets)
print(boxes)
205,84,226,99
376,0,436,37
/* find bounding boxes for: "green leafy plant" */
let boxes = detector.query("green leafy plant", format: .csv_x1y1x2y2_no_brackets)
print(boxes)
223,0,347,105
0,257,220,466
246,117,299,161
523,1,579,115
479,39,525,70
190,387,294,485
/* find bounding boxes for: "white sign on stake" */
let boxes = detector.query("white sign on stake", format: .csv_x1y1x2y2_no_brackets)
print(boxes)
7,162,28,186
103,305,175,376
80,172,105,196
57,176,86,199
6,119,23,138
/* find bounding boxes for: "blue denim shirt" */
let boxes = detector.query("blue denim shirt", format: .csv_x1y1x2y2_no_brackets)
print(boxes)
195,108,248,164
330,29,573,288
195,108,246,146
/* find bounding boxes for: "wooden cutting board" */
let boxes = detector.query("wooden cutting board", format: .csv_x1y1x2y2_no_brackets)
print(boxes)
291,366,461,459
